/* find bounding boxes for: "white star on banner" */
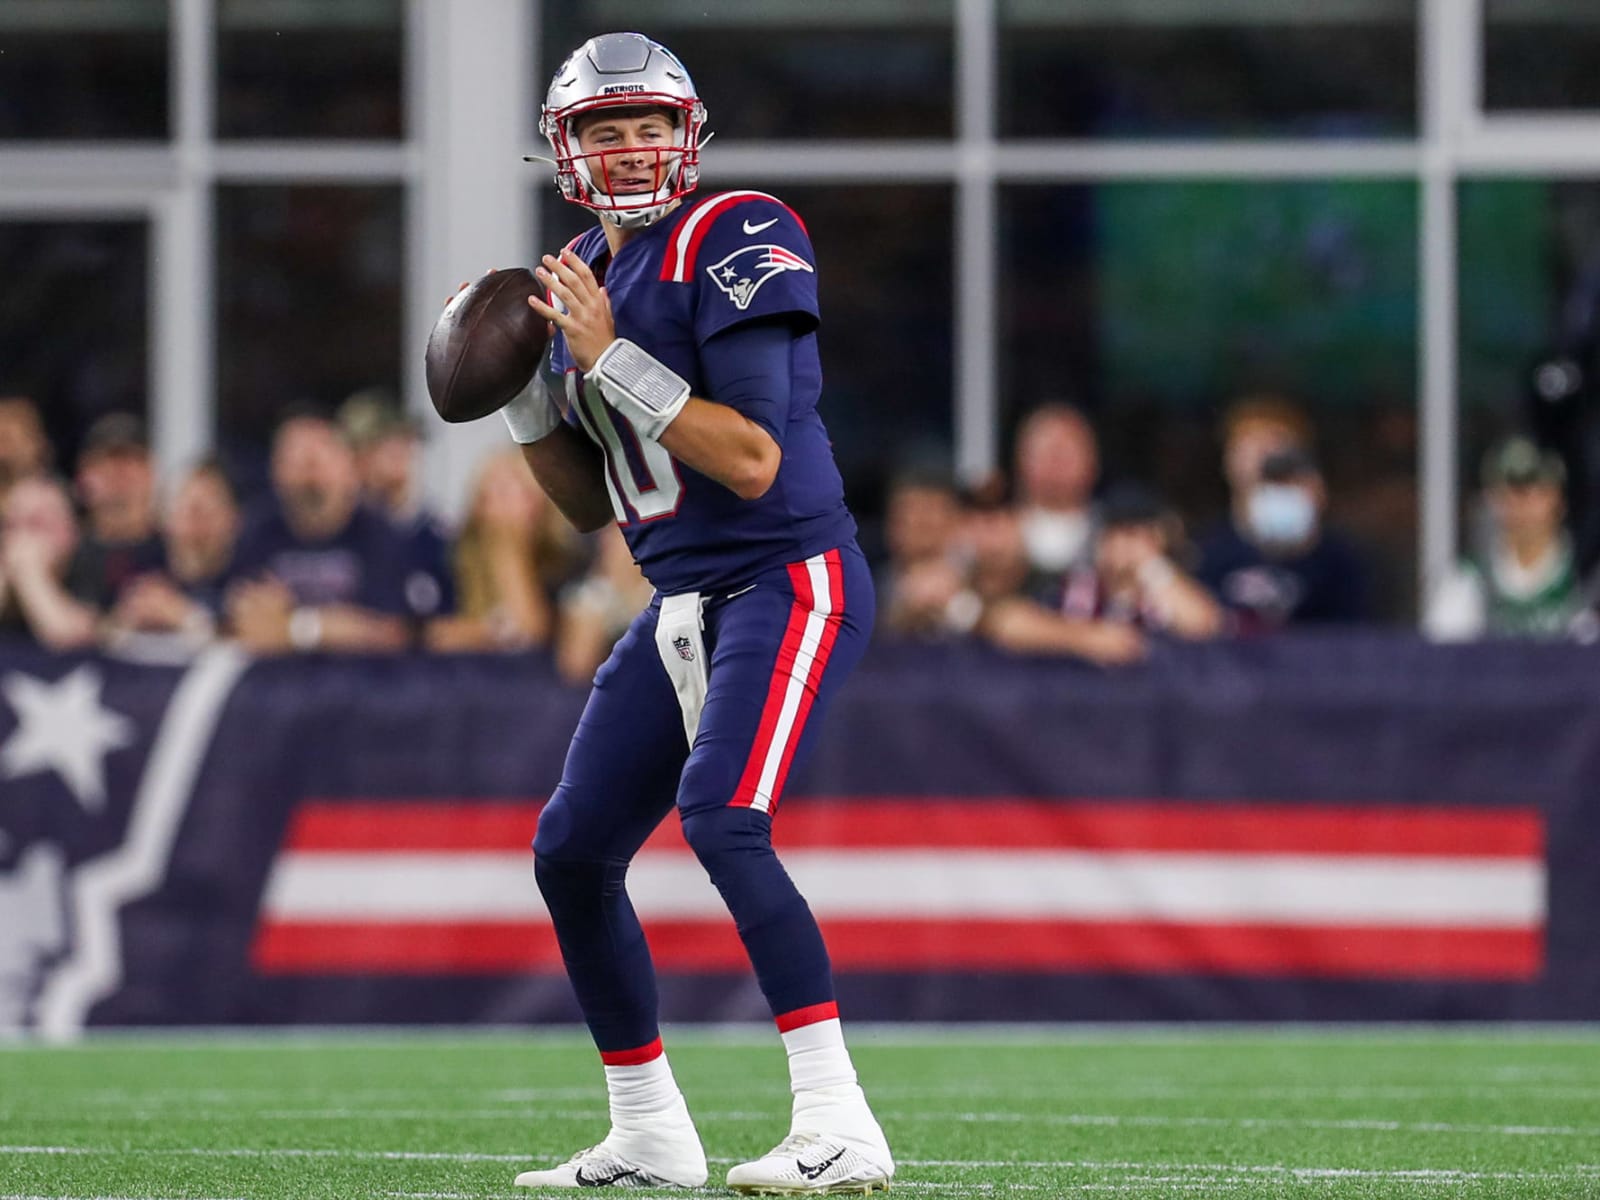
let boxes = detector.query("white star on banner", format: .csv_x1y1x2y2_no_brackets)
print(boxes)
0,666,136,812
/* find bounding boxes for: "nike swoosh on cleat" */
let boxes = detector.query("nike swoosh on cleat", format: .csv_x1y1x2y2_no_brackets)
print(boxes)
574,1165,641,1186
743,217,779,234
796,1148,848,1180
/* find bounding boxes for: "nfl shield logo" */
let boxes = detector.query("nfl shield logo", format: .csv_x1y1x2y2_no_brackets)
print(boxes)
672,636,696,663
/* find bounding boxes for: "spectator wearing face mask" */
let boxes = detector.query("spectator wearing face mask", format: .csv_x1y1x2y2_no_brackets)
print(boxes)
1012,403,1100,598
1196,447,1371,630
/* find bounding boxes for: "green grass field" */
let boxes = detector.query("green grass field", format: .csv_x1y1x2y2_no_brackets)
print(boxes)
5,1027,1600,1199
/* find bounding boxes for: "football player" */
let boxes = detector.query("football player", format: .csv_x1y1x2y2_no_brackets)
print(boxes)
499,30,894,1197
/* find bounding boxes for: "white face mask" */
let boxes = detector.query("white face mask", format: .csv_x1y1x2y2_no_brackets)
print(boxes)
1021,509,1091,571
1247,484,1316,547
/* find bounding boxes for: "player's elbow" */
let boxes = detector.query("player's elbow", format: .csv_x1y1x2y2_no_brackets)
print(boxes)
728,432,781,500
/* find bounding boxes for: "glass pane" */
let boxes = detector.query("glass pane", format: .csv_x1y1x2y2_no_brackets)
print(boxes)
999,1,1415,139
216,186,403,483
0,0,167,140
0,221,149,467
217,0,404,139
1458,179,1600,581
538,1,954,140
1001,181,1419,620
537,182,954,531
1485,1,1600,112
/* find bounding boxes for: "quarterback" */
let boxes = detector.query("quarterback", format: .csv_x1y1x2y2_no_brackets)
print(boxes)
500,30,894,1196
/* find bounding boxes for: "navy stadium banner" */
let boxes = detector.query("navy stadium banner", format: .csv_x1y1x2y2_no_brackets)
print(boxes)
0,635,1596,1034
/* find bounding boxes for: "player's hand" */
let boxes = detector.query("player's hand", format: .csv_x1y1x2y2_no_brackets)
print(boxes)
529,249,615,373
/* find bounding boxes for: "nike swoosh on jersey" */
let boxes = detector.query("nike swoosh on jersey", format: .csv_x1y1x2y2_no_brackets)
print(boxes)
797,1148,848,1180
742,217,780,235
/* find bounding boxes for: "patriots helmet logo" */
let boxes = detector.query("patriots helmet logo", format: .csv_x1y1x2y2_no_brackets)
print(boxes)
706,243,814,311
672,635,696,663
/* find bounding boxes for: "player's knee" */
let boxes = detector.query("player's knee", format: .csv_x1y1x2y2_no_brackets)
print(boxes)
679,804,771,872
531,792,576,861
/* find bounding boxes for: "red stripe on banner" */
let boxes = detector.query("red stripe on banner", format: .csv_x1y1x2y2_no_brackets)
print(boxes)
285,802,541,852
282,799,1541,859
252,918,1542,981
767,551,845,816
729,562,817,809
600,1037,663,1066
775,1000,840,1032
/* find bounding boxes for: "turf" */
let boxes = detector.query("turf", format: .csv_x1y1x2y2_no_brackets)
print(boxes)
4,1027,1600,1198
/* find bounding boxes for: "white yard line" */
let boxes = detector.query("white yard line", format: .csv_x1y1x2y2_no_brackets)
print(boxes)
4,1145,1600,1182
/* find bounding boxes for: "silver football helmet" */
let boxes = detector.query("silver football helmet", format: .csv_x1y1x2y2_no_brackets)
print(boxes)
536,32,708,229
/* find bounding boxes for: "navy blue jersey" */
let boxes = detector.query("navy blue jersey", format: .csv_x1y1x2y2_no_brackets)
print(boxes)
549,190,856,594
226,500,410,615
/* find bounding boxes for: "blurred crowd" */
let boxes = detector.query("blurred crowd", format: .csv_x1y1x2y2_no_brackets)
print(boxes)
0,388,1593,676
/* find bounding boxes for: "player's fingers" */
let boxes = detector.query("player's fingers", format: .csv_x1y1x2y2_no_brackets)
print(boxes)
559,247,598,285
541,253,592,297
527,293,567,326
535,265,584,312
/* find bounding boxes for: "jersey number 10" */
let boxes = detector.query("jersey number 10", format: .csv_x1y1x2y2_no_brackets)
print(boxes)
568,373,683,523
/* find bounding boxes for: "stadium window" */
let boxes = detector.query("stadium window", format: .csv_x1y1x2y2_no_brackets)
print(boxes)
1484,1,1600,113
215,185,403,488
216,0,405,139
1457,179,1600,579
0,221,150,469
538,0,955,140
997,0,1416,139
0,0,168,140
999,180,1421,621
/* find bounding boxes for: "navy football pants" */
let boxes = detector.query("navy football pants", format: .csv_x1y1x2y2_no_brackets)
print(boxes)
532,543,875,1055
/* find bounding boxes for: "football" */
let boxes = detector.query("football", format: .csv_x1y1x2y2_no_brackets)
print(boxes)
425,267,548,423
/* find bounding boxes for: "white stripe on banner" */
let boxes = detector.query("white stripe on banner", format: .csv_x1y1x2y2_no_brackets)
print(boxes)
261,849,1544,928
750,553,834,815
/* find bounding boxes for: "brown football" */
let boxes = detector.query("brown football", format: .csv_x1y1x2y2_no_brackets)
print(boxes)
425,267,548,424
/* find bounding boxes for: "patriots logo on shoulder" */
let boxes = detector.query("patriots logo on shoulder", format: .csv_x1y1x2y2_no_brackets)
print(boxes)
706,243,813,311
672,635,696,663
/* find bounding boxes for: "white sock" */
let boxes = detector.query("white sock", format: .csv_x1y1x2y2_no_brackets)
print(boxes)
604,1050,687,1129
782,1016,859,1097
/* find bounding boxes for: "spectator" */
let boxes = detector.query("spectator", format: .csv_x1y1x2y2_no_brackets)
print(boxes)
106,459,241,649
1057,484,1223,639
875,468,971,639
1013,403,1100,596
338,389,456,622
967,496,1146,666
1426,437,1597,640
1197,446,1371,629
73,413,165,606
1217,394,1315,525
555,525,654,684
223,412,410,654
425,449,580,652
0,476,99,650
0,395,50,506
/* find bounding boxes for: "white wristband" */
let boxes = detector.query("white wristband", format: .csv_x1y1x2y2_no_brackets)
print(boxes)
288,607,323,650
499,376,562,444
591,338,691,440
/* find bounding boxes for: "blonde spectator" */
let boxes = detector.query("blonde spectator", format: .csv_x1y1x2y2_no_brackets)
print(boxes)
107,459,241,648
556,525,654,684
426,449,581,652
0,476,99,650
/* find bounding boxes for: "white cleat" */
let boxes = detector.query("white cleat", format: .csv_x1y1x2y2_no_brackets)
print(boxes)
726,1131,894,1196
514,1118,708,1189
